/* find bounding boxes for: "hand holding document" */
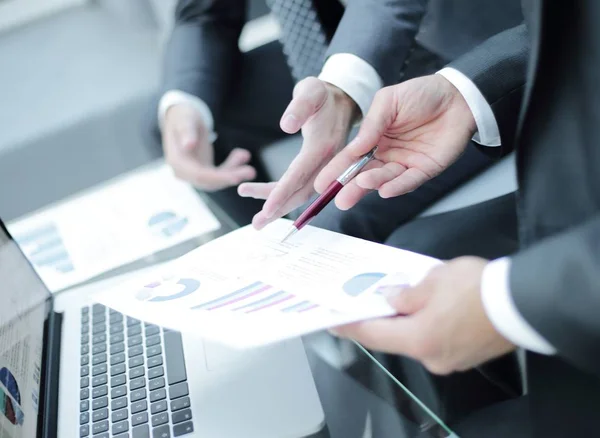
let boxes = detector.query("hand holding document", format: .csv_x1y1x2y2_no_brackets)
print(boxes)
94,219,441,348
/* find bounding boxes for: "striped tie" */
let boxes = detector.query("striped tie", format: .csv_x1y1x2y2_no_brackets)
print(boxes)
267,0,329,81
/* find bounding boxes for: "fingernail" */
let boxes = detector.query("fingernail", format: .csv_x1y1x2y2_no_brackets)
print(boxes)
237,185,248,196
281,114,299,132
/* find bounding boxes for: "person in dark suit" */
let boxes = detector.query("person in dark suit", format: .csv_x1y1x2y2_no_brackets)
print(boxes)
326,0,600,436
148,0,522,229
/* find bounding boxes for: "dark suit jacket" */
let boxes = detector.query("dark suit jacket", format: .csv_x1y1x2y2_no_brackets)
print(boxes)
163,0,428,122
451,0,600,435
161,0,522,125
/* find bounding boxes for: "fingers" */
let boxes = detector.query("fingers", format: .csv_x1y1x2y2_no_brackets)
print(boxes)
332,160,382,210
354,162,408,190
331,318,417,355
313,90,395,193
163,106,256,189
219,148,252,169
313,144,361,193
238,181,277,200
384,284,432,315
168,145,255,190
175,158,255,190
280,77,328,133
378,168,431,198
260,146,323,218
251,185,315,229
346,89,396,155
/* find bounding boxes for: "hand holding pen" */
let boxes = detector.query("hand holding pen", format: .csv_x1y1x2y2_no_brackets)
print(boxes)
281,147,378,242
239,76,474,239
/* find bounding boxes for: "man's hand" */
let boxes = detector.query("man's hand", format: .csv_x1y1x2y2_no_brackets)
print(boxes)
332,257,516,375
237,77,359,229
162,103,256,191
316,74,477,210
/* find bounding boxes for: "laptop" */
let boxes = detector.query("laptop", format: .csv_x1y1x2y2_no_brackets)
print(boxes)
0,219,325,438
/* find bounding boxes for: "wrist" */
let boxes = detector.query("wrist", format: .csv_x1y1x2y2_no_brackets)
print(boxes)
165,103,208,139
325,82,361,125
436,74,478,137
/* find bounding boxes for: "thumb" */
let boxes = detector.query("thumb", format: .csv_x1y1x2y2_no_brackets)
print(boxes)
313,89,395,192
383,284,430,315
174,120,202,152
346,88,396,156
280,77,328,133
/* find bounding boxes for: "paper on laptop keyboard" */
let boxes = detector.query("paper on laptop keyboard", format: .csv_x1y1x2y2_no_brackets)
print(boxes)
93,219,441,348
8,164,221,292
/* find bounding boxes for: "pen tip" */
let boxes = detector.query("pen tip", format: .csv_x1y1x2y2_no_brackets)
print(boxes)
281,226,298,243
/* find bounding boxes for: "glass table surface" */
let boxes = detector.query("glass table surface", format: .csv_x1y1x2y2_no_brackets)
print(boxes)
28,161,457,438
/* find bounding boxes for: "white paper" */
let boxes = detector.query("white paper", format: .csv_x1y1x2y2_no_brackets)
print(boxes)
8,164,221,292
94,219,441,349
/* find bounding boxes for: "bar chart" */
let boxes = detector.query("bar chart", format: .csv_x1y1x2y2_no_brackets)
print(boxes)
12,222,74,274
191,281,319,314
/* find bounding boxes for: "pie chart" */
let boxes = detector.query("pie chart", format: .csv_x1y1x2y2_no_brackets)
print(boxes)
342,272,386,296
0,368,24,426
148,211,189,238
135,278,201,302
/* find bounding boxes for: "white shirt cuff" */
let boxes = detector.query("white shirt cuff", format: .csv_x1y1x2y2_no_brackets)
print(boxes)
318,53,383,118
158,90,217,143
437,67,501,147
481,257,556,355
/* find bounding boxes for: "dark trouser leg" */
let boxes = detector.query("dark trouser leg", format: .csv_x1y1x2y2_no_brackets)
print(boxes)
384,192,519,259
376,194,522,429
142,41,294,226
208,41,295,226
312,143,493,243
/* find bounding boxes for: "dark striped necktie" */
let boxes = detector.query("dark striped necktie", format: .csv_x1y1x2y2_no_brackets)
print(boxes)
267,0,329,81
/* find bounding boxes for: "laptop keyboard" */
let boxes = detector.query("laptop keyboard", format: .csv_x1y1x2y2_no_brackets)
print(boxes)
79,304,194,438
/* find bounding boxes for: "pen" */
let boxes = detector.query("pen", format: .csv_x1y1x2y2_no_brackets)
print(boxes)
281,146,378,242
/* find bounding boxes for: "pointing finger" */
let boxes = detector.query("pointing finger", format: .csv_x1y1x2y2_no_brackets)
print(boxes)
238,182,277,200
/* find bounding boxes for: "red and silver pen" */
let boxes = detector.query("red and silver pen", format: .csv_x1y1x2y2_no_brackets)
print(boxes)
281,146,378,242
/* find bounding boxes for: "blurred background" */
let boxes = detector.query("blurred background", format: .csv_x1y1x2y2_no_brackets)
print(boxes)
0,0,276,221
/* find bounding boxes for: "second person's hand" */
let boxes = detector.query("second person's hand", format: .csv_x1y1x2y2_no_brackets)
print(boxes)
237,77,359,229
315,74,478,210
163,103,256,191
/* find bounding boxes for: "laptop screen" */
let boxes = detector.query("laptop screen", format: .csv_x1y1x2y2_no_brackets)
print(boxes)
0,221,50,438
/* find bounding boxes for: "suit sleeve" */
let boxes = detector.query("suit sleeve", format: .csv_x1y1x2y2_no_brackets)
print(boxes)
160,0,245,121
509,215,600,375
447,24,530,157
326,0,429,87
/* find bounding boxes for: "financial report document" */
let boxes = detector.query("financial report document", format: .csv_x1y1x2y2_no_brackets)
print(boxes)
94,220,441,348
8,165,221,292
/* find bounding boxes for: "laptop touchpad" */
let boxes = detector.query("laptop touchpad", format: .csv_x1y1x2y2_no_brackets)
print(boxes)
203,340,286,372
203,341,250,371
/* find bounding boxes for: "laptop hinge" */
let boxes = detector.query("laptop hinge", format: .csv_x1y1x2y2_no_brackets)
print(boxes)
38,308,63,438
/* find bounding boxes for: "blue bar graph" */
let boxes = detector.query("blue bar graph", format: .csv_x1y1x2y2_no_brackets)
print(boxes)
14,222,74,274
